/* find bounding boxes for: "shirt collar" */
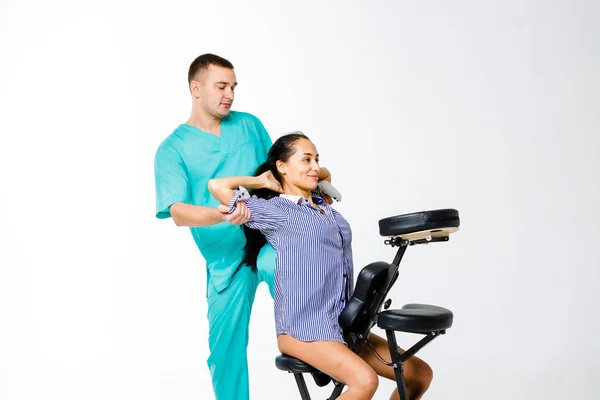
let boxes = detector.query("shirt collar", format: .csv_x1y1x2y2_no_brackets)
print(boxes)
280,194,325,206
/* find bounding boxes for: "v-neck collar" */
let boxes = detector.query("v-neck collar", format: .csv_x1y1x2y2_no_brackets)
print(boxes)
181,123,221,138
179,116,229,153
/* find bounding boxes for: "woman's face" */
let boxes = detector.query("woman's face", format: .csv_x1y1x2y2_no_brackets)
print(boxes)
277,138,320,192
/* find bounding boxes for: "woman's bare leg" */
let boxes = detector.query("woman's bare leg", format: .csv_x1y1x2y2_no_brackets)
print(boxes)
358,333,433,400
278,334,379,400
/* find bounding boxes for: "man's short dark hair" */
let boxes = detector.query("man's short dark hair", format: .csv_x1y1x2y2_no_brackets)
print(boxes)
188,54,234,84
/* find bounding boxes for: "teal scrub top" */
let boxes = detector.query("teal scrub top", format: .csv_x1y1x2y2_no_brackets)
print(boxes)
154,111,272,292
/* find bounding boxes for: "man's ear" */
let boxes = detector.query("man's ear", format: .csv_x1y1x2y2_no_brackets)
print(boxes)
189,80,200,97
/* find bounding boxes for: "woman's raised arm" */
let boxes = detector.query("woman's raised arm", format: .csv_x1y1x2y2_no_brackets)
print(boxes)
208,171,282,205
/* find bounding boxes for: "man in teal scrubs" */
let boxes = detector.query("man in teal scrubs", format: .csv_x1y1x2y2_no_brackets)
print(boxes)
154,54,277,400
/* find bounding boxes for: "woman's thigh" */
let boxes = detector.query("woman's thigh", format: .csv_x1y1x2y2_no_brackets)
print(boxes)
278,334,375,386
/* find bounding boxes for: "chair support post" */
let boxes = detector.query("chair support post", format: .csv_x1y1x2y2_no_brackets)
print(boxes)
389,239,408,267
327,382,345,400
385,330,444,400
385,330,409,400
293,373,312,400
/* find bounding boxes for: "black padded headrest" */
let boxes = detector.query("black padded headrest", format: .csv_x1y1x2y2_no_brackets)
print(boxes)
379,209,460,238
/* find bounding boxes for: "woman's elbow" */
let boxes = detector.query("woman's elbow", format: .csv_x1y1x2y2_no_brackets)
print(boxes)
207,179,218,195
169,203,186,226
172,215,185,227
207,179,228,203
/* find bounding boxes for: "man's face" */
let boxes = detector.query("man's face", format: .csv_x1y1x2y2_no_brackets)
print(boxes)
192,65,237,119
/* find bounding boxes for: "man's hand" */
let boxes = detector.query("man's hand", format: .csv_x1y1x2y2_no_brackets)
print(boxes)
318,167,333,204
259,170,283,193
218,203,251,225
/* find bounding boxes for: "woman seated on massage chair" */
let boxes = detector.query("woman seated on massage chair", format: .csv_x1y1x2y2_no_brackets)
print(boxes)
208,132,433,400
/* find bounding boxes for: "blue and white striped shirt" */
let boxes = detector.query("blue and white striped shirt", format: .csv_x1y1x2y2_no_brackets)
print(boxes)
229,187,354,343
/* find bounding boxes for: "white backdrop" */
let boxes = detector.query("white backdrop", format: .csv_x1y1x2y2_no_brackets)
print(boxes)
1,1,599,399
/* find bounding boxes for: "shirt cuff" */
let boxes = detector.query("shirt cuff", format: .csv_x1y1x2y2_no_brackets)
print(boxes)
228,186,251,214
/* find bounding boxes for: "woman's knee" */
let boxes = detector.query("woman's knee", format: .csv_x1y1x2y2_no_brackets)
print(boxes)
352,368,379,397
414,358,434,390
423,362,433,386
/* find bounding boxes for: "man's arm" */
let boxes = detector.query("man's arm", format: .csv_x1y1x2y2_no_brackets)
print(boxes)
169,201,251,227
155,144,251,227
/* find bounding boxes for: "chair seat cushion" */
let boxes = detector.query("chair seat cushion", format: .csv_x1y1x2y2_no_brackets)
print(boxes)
379,209,460,238
275,354,332,386
377,303,453,333
275,354,319,373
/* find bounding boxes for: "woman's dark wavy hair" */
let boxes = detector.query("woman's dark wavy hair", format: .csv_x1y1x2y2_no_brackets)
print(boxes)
241,131,310,270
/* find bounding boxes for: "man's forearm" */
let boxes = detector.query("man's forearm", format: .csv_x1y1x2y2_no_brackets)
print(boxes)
169,202,224,227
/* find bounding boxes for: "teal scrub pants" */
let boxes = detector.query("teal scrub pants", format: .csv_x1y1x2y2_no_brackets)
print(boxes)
206,245,276,400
